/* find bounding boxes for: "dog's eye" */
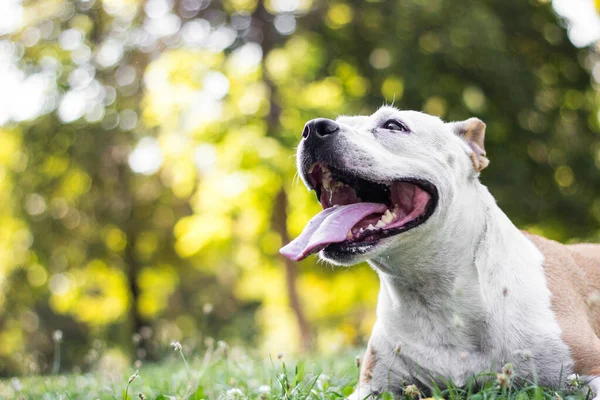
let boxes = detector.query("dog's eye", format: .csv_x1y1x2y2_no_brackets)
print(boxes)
383,120,408,132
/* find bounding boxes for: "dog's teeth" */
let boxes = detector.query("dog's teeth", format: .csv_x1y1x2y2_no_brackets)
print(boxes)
381,210,393,224
367,224,376,230
375,220,386,228
308,163,317,173
331,181,344,192
359,228,364,233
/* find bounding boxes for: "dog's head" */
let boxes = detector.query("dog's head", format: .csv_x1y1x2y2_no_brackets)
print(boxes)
280,106,488,266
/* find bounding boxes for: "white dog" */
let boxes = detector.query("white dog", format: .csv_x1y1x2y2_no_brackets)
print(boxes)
280,107,600,398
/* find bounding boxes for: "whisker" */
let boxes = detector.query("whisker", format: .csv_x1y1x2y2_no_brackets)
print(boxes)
288,147,298,159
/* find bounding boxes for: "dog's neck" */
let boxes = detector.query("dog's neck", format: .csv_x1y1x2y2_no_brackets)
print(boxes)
371,182,491,296
368,181,541,344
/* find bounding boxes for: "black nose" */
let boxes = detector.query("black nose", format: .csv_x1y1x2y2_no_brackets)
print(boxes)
302,118,339,139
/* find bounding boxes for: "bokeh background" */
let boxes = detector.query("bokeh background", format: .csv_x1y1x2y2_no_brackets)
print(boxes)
1,0,600,377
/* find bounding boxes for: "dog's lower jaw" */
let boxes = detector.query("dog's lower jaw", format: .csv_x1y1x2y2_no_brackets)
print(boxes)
320,241,387,266
319,245,374,266
319,217,440,266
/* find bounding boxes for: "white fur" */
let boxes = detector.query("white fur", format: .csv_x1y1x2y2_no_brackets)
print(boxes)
296,107,585,396
583,376,600,400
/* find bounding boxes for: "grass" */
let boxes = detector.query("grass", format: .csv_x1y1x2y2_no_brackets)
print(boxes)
0,342,595,400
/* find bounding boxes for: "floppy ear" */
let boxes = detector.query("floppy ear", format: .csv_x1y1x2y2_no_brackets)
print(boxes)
450,118,489,172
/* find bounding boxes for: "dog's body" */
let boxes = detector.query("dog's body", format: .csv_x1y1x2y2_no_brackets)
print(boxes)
360,206,600,396
280,107,600,398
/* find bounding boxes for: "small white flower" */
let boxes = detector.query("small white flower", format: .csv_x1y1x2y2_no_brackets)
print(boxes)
218,340,229,356
202,303,214,314
53,330,63,343
11,378,22,392
567,374,580,388
258,385,270,394
218,340,228,349
553,392,563,400
497,372,510,389
502,363,514,377
128,370,139,384
404,384,420,399
225,388,246,400
132,333,141,344
170,341,182,351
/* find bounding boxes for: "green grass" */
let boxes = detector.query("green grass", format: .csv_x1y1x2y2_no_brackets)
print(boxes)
0,343,595,400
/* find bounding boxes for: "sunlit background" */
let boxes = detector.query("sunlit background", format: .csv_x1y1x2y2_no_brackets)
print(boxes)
1,0,600,377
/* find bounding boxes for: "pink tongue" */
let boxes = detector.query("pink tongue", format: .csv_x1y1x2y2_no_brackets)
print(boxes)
280,203,387,261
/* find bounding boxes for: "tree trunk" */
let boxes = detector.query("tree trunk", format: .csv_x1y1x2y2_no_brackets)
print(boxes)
124,230,144,345
254,0,314,351
273,189,313,350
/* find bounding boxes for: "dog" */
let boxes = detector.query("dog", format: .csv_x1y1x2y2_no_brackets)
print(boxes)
280,107,600,398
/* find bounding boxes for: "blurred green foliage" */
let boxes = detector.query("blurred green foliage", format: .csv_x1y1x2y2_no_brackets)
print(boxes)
0,0,599,377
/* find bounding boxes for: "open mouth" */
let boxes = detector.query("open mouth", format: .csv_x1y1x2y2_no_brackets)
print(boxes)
280,162,438,261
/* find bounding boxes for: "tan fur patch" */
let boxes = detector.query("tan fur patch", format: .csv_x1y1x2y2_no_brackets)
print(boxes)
359,341,377,384
469,151,489,172
462,118,486,153
524,233,600,375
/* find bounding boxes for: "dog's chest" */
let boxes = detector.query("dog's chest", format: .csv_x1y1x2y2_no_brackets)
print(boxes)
376,306,573,389
376,299,492,385
374,251,575,387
